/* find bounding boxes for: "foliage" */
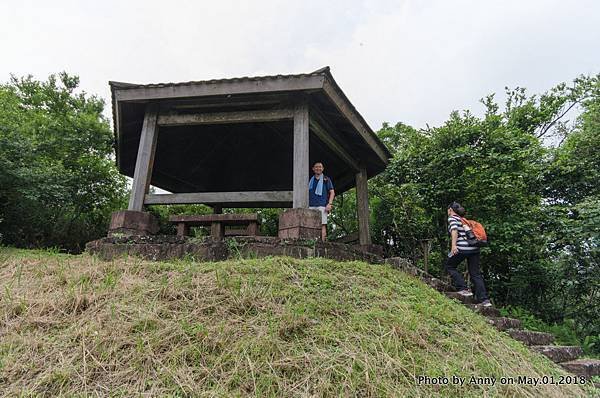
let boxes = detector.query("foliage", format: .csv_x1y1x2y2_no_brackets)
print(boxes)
543,197,600,339
246,208,283,236
500,305,600,358
545,93,600,204
0,73,127,252
327,189,358,240
371,73,600,352
375,109,548,284
147,204,213,236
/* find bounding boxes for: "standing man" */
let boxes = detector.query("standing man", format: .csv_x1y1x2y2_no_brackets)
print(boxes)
308,162,335,241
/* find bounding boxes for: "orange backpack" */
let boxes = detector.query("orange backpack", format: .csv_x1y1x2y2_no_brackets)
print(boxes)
459,217,488,247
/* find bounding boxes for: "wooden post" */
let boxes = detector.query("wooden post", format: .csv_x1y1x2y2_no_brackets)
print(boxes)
213,205,223,237
211,222,224,239
128,103,159,211
292,102,309,208
247,221,259,236
176,223,189,237
356,167,371,245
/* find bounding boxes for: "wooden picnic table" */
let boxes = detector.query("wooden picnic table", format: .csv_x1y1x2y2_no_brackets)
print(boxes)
168,213,259,239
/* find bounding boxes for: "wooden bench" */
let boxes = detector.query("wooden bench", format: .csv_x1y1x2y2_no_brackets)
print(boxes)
169,214,259,239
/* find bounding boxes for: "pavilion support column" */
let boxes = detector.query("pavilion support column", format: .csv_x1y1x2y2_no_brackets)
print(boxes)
108,103,160,237
356,167,371,245
292,102,309,208
278,101,321,240
128,103,159,211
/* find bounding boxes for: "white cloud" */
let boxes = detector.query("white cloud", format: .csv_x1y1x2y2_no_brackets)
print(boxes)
1,0,598,130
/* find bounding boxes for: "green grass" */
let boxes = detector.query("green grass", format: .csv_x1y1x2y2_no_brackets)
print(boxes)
0,247,594,397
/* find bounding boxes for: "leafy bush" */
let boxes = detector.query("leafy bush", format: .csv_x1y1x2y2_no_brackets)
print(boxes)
0,73,127,252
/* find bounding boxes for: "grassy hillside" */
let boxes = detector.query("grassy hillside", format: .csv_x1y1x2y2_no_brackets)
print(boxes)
0,248,593,397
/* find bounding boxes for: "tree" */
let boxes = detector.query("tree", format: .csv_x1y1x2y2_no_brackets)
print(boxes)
541,81,600,345
0,73,127,252
545,89,600,204
365,73,600,352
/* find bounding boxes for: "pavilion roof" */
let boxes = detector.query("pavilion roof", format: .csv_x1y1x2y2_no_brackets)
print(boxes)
109,67,391,202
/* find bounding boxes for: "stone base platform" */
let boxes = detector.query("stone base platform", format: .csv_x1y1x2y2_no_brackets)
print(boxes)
278,208,321,239
85,235,384,264
108,210,159,236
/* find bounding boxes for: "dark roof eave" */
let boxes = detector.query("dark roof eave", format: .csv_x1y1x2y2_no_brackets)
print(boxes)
109,83,120,169
109,67,391,171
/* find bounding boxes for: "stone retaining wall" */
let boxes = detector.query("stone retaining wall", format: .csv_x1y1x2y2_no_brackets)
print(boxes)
86,235,384,263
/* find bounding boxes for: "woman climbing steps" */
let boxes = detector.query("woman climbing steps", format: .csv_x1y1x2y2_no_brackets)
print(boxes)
444,202,492,306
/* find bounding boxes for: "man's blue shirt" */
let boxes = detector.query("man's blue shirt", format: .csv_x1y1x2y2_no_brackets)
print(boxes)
308,175,334,207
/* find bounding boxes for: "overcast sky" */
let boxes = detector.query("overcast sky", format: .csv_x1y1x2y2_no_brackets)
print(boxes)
1,0,599,130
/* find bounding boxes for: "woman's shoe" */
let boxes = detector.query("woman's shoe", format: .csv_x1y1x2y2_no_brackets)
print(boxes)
480,299,492,307
457,289,473,297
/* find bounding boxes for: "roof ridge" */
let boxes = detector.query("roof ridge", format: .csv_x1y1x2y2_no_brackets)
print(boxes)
311,66,330,74
108,67,331,90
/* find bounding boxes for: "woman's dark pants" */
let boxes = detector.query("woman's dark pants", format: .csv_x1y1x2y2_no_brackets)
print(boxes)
444,251,489,301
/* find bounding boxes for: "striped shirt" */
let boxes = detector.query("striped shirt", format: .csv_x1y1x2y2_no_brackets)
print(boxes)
448,216,479,253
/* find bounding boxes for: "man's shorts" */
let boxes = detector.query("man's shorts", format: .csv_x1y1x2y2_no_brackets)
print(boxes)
309,206,328,225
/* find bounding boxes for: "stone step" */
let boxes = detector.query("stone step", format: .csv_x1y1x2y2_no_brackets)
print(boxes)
466,304,501,317
444,291,477,304
531,345,583,363
487,317,522,331
423,277,454,292
507,329,554,346
560,359,600,379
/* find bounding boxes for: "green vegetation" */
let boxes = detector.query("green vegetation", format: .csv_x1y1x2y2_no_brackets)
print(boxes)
0,248,592,397
0,73,127,252
0,69,598,394
330,74,600,355
500,306,600,357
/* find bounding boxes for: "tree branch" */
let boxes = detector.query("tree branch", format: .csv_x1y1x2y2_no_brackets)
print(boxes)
535,100,580,139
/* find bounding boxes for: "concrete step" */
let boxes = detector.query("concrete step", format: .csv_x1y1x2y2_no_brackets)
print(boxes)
507,329,554,346
531,345,583,363
445,291,477,305
560,359,600,379
487,317,522,331
466,304,501,317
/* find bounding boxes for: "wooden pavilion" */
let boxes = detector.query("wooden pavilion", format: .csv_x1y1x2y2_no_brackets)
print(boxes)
108,67,391,245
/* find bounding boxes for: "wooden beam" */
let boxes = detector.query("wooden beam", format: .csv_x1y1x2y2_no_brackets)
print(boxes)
114,75,325,102
293,102,309,208
157,108,294,126
160,93,294,111
322,79,389,164
355,167,371,245
169,213,258,223
144,191,293,205
309,116,360,172
128,104,159,211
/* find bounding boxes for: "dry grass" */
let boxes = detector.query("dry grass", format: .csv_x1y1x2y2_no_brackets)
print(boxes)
0,248,594,397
